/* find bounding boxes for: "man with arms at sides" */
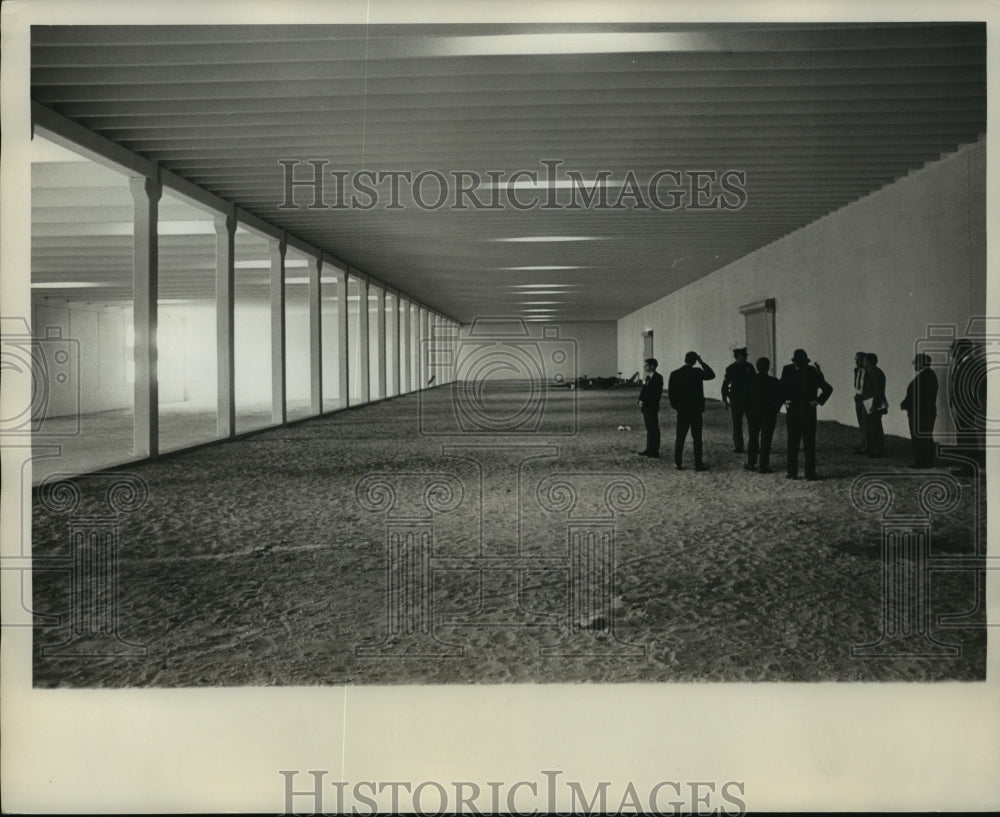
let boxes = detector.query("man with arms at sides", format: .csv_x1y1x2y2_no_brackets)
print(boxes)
745,356,783,473
852,350,868,453
668,351,716,471
722,347,756,454
637,357,664,458
901,352,938,468
780,348,834,480
862,352,887,458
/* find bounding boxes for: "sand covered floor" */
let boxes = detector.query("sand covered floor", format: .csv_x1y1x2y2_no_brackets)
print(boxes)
30,385,987,686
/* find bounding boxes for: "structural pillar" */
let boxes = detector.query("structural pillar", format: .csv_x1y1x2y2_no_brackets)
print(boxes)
375,286,387,400
308,256,323,416
392,291,402,396
270,236,287,425
399,299,410,394
358,276,371,404
337,269,349,407
214,212,236,439
128,175,161,459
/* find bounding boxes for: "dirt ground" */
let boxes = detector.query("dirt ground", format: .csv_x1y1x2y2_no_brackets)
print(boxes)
30,385,987,686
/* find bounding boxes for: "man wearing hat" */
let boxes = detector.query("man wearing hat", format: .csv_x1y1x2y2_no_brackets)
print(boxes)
722,347,756,454
637,357,664,458
901,352,938,468
779,348,834,480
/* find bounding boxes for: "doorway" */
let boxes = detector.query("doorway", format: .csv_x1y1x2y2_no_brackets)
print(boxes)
642,330,653,361
740,299,776,366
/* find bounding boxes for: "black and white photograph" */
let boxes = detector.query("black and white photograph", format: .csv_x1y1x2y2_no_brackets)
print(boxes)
2,0,998,813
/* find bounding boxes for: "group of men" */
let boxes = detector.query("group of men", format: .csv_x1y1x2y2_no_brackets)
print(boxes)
637,347,833,479
636,339,973,479
852,350,939,468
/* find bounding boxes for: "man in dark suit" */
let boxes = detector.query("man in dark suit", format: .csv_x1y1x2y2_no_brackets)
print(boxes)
745,356,783,473
637,357,664,457
668,351,716,470
722,347,756,454
780,348,833,480
901,352,938,468
861,352,887,457
852,350,868,452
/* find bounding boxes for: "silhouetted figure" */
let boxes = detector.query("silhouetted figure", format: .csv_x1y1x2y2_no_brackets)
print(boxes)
722,347,756,454
861,352,887,457
780,348,833,480
745,357,783,473
852,351,868,452
901,352,938,468
668,351,716,471
637,358,664,458
948,338,987,476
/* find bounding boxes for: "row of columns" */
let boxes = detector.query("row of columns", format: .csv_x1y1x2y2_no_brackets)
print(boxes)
126,173,457,461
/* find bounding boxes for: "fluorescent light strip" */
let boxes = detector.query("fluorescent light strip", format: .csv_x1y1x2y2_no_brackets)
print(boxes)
501,266,585,271
284,275,339,284
480,180,624,191
234,260,310,269
426,32,714,57
507,284,579,289
493,236,603,243
31,281,111,289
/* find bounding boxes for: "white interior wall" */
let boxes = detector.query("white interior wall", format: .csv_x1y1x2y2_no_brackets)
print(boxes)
618,138,986,440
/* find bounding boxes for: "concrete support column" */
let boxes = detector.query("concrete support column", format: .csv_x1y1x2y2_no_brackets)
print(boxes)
400,300,410,394
392,293,402,396
270,237,287,426
358,276,371,404
337,270,349,406
214,212,236,439
375,286,386,400
419,309,429,389
128,175,161,459
308,256,322,416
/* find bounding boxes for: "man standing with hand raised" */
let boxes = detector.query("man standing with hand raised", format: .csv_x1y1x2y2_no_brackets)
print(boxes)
668,351,716,471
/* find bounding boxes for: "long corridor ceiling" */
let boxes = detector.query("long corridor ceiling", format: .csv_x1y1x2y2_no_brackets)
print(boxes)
30,23,986,322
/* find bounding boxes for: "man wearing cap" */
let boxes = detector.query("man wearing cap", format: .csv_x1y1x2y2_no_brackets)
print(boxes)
779,348,834,480
637,357,664,458
668,351,716,470
722,347,756,454
901,352,938,468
